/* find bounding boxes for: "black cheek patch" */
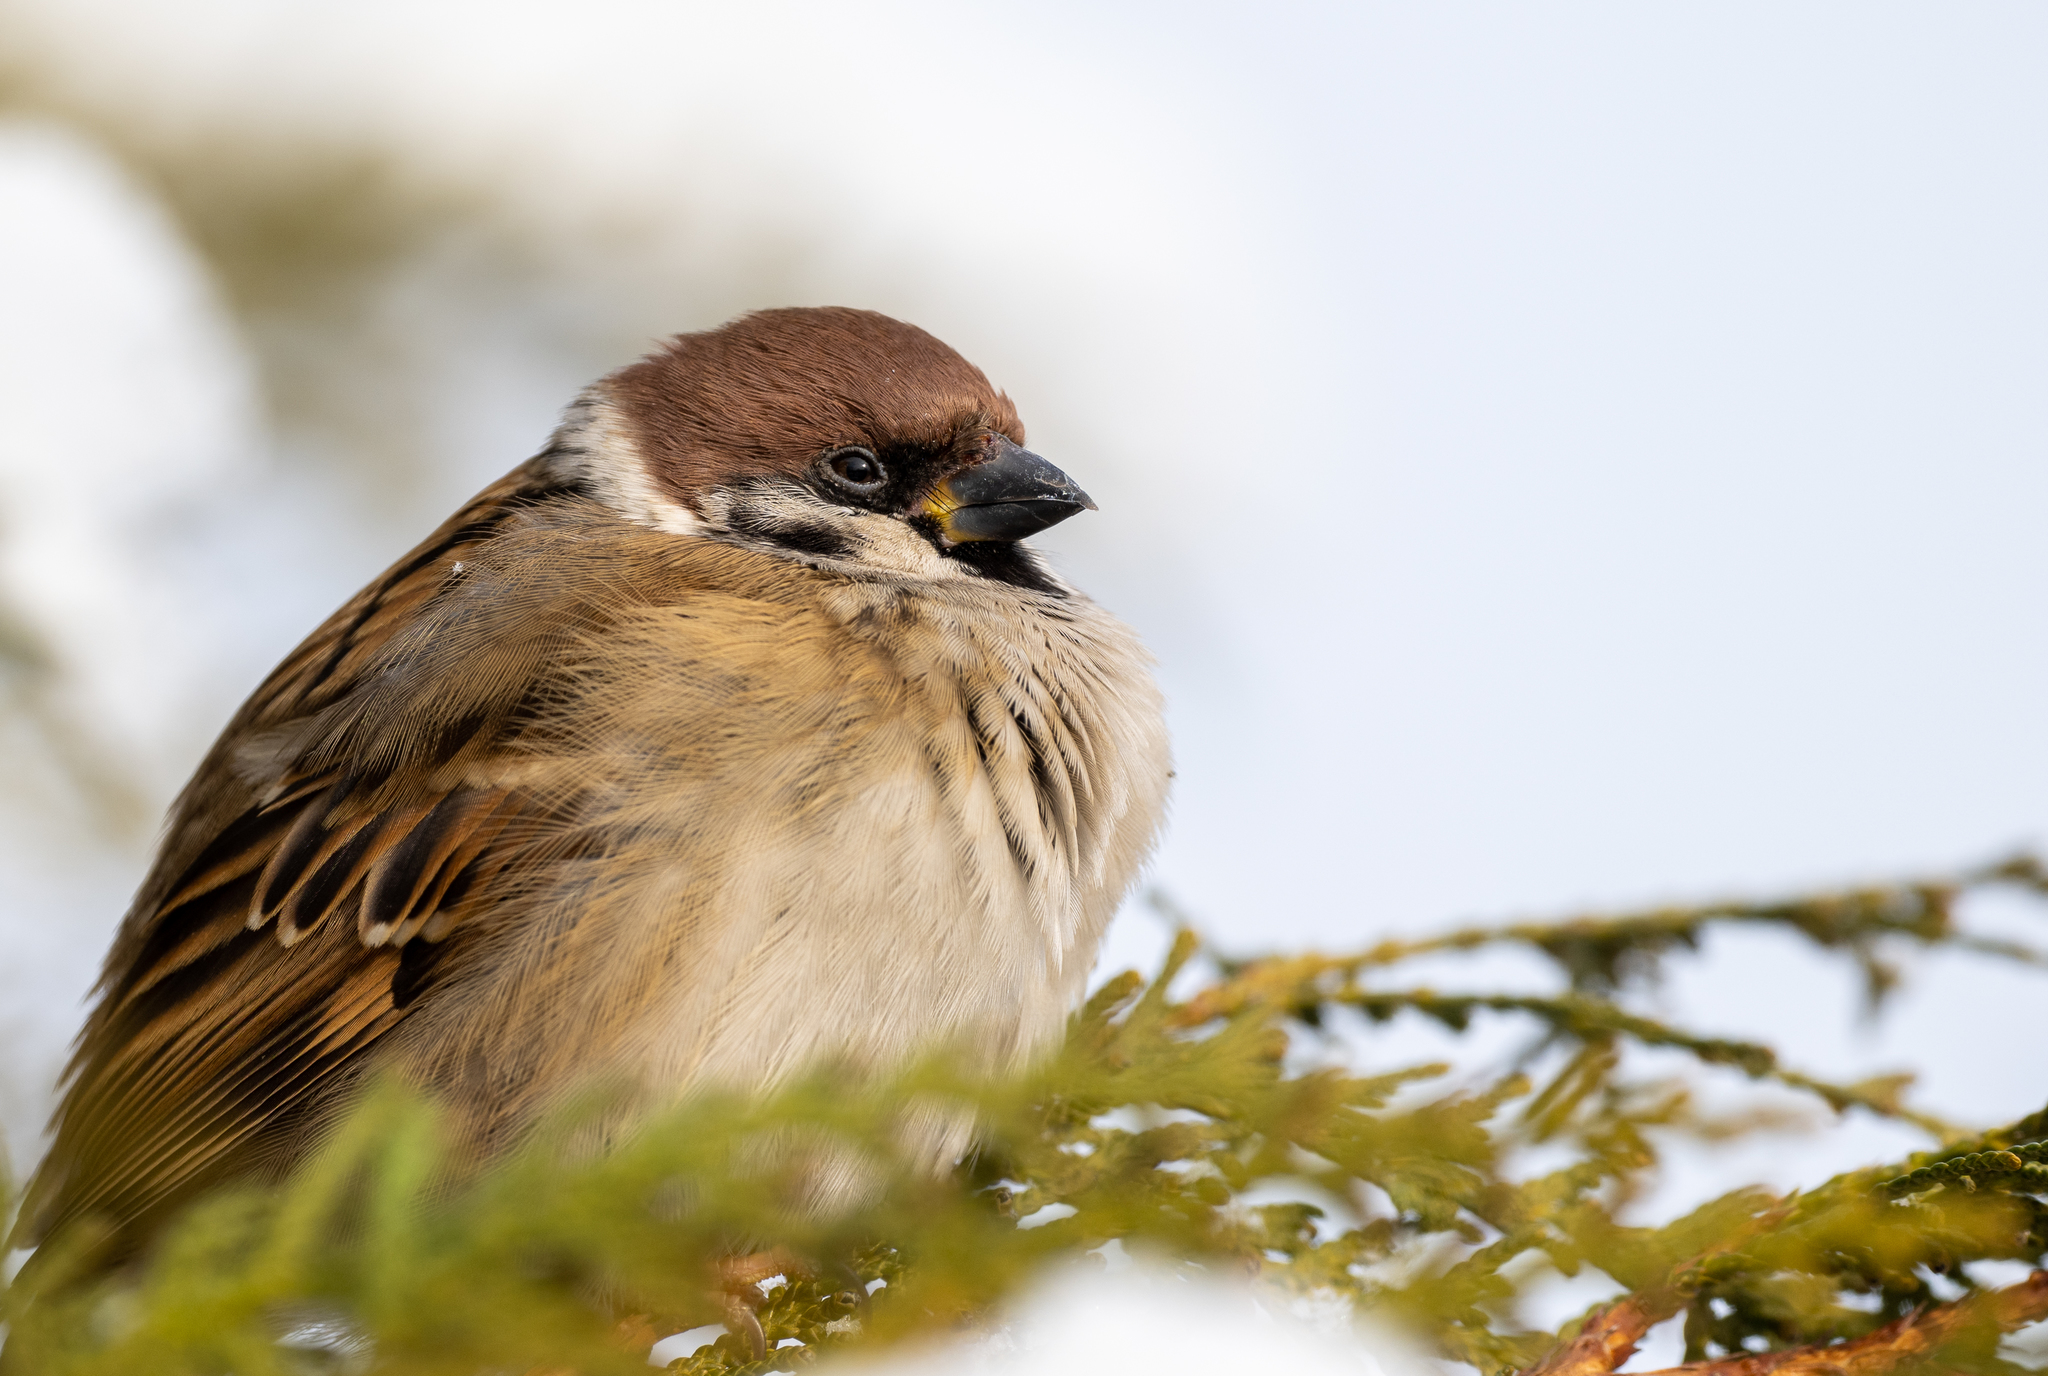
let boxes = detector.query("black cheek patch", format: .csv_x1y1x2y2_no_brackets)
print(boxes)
768,523,858,559
726,508,857,560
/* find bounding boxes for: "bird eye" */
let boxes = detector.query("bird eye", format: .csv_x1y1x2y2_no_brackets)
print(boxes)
825,448,886,490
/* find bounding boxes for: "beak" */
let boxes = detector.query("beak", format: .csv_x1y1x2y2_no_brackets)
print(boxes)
921,436,1097,544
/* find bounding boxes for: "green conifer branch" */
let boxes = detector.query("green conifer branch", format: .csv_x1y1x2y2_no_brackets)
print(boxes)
3,858,2044,1375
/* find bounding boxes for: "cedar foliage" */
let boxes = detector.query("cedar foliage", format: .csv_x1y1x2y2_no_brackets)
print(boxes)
4,857,2046,1375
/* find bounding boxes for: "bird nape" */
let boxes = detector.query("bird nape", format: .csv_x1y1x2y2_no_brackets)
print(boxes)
10,308,1172,1330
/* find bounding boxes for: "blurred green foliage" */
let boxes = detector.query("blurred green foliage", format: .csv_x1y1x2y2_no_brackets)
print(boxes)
5,858,2046,1374
0,41,793,508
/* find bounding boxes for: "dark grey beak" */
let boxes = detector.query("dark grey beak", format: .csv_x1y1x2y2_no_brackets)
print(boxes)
922,436,1097,544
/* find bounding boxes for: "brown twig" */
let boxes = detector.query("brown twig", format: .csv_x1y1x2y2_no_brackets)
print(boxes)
1519,1294,1678,1376
1523,1271,2048,1376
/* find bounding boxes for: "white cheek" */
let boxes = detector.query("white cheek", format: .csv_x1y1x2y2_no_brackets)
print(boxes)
541,388,706,535
848,518,959,578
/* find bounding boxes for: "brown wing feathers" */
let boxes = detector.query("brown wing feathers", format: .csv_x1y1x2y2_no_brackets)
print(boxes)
358,787,521,946
17,465,583,1256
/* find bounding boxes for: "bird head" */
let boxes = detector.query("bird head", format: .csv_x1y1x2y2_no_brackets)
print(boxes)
557,307,1094,591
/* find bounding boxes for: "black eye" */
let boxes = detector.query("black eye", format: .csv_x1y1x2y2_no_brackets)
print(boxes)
825,448,885,490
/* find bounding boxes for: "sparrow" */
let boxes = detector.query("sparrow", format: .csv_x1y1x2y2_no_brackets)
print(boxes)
13,307,1171,1272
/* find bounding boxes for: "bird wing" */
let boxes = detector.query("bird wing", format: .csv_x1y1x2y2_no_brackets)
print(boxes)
18,461,622,1254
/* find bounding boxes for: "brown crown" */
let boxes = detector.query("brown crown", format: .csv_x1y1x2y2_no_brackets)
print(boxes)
609,307,1026,508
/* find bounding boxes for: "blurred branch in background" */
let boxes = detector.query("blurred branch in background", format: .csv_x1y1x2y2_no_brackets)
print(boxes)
0,581,146,839
0,5,836,519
